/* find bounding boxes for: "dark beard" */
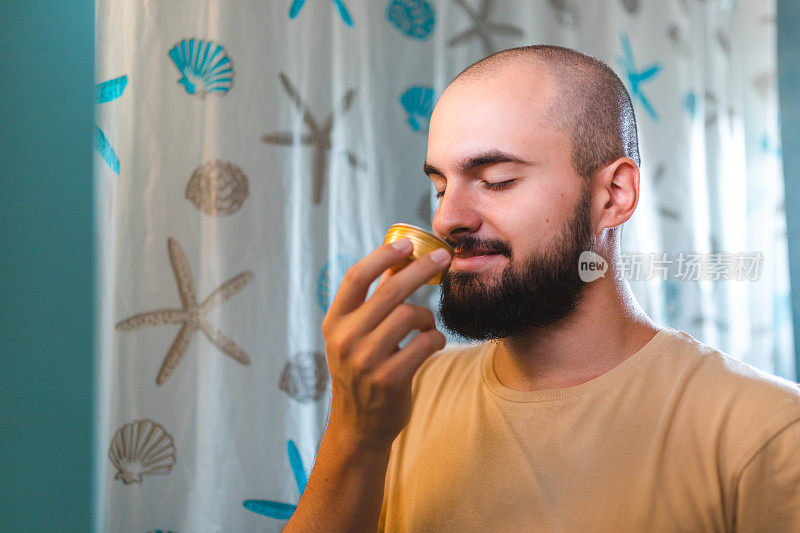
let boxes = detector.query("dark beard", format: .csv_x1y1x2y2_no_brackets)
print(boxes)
437,188,593,341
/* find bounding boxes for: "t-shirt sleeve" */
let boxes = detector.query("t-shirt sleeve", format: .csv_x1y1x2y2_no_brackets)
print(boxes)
735,418,800,531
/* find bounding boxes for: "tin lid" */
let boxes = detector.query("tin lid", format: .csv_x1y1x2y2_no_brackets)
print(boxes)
386,223,452,252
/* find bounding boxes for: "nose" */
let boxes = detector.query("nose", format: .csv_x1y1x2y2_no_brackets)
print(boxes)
432,182,482,240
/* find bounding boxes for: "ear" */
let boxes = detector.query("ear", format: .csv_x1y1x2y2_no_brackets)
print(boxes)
591,157,640,234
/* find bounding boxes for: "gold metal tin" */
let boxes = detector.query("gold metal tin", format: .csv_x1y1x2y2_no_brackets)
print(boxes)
382,223,453,285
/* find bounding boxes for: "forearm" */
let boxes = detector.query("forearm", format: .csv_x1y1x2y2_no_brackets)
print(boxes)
283,425,392,533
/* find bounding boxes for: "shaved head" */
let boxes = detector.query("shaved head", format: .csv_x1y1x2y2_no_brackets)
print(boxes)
429,46,641,339
453,45,640,182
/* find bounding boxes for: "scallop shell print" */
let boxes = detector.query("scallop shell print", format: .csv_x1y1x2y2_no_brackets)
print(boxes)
108,419,176,485
279,351,329,402
168,38,234,98
186,160,249,215
386,0,436,40
400,86,435,132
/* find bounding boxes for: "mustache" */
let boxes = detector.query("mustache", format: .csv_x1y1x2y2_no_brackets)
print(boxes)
443,235,512,257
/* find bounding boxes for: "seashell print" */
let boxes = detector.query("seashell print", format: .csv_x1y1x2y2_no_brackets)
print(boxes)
95,75,128,104
168,38,234,98
619,0,639,14
108,419,176,485
279,351,329,402
548,0,581,28
386,0,436,40
400,86,435,132
185,160,249,216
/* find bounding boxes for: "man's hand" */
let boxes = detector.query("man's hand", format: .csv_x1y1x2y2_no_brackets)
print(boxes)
322,237,452,448
283,238,451,533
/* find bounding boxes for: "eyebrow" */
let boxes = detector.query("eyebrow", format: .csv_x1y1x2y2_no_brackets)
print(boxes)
423,150,534,178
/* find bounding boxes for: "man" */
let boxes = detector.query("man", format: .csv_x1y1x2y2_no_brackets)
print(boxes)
285,46,800,531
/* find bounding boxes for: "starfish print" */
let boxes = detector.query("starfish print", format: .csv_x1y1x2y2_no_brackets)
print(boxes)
448,0,524,55
261,72,364,205
115,237,254,385
615,32,661,121
243,440,309,520
288,0,354,26
95,75,128,174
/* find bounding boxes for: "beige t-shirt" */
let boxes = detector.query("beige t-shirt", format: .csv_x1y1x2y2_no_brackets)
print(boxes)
379,327,800,532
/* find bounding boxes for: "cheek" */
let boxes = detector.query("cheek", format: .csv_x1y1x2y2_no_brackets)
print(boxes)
498,188,584,266
495,184,574,249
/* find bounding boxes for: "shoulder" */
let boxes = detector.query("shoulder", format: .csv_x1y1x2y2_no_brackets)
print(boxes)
734,417,800,530
659,327,800,409
656,327,800,463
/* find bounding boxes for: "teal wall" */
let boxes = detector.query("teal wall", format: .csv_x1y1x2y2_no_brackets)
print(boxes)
778,0,800,381
0,1,95,530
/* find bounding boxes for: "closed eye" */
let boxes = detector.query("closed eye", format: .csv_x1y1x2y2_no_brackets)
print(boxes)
483,179,517,191
434,179,517,199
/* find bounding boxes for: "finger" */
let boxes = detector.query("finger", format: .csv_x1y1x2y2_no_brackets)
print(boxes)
368,268,394,301
355,248,451,332
373,329,446,386
375,268,394,290
364,304,437,360
327,239,413,317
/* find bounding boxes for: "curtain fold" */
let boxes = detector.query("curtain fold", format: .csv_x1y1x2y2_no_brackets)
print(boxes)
94,1,792,530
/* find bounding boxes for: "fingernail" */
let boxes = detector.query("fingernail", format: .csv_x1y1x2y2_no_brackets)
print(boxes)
392,238,412,252
430,248,451,264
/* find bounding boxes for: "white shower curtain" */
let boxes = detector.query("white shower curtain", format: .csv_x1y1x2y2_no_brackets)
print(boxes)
93,0,793,530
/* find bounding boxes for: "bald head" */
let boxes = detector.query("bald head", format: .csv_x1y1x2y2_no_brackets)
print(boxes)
453,45,640,182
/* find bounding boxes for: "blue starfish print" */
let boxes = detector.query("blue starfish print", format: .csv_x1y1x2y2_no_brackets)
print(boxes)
289,0,354,26
615,32,661,121
94,75,128,174
243,440,309,520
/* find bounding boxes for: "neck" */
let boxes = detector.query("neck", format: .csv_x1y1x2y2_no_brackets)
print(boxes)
493,273,660,391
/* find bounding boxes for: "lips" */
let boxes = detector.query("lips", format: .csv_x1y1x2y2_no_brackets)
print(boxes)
455,250,500,259
450,250,504,271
